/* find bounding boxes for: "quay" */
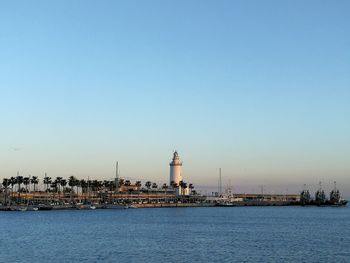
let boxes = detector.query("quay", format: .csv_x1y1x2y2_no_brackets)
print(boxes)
1,152,347,211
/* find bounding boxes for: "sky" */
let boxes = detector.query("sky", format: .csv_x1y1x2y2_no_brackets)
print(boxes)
1,1,350,196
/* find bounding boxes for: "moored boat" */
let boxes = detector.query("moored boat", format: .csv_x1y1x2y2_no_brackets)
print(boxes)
328,182,348,207
11,206,27,212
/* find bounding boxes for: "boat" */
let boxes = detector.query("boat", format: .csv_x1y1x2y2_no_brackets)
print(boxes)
104,204,128,209
314,182,326,206
215,201,234,207
11,206,27,211
38,204,53,210
27,206,39,211
90,205,96,210
328,182,348,207
300,185,312,205
299,182,348,207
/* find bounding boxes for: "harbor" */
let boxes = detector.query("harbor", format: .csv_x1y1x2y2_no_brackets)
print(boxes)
0,152,347,211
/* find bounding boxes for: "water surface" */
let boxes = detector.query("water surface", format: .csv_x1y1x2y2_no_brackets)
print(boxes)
0,207,349,262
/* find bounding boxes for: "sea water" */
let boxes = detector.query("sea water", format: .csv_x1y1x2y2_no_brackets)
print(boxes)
0,206,349,263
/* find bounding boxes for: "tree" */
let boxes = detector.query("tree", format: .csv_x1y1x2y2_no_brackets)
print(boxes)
16,174,24,203
118,178,125,191
9,177,16,204
23,177,30,193
80,180,87,193
30,176,39,202
55,177,63,193
75,180,81,201
103,180,110,191
124,180,131,186
80,180,87,202
68,176,77,202
182,182,188,196
2,178,10,205
22,177,30,204
43,175,52,192
189,184,194,199
92,180,102,201
51,181,58,200
60,179,67,200
135,181,142,194
145,181,152,190
30,176,39,192
152,183,158,190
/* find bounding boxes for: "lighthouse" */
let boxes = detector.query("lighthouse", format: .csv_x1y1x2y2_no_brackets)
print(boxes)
169,151,182,187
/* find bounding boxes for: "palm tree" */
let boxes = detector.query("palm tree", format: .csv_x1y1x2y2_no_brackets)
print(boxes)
60,179,67,200
92,180,102,201
75,180,81,202
182,182,188,196
109,180,116,203
16,174,24,203
103,180,110,191
68,176,77,202
30,176,39,192
145,181,152,190
23,177,30,193
103,180,110,203
80,180,87,193
118,178,125,192
179,180,184,195
80,180,87,202
51,181,58,200
189,184,194,195
135,181,142,195
2,178,10,206
135,181,142,189
9,177,16,204
55,177,63,194
43,174,52,192
30,176,39,203
22,176,30,204
152,183,158,191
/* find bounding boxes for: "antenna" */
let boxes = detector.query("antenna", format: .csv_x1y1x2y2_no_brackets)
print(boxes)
260,185,264,195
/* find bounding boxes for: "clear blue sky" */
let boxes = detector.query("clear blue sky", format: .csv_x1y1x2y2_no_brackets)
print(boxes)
1,1,349,196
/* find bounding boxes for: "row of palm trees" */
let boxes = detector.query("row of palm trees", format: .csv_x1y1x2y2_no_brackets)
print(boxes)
1,174,196,205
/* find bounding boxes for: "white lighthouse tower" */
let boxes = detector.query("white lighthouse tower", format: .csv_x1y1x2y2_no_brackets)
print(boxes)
169,151,182,187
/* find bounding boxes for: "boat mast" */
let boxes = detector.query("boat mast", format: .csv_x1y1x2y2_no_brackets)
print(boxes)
115,161,119,193
219,168,222,197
